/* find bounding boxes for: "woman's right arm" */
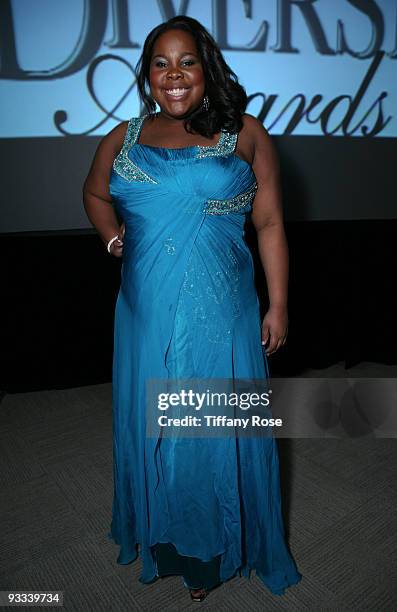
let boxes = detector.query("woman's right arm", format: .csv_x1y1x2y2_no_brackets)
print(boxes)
82,121,128,256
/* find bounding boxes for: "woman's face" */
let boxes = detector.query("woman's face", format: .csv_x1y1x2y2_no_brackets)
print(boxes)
149,29,205,118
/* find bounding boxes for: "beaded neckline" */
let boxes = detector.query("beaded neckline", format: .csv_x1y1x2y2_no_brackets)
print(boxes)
136,142,216,151
112,114,242,185
133,114,237,158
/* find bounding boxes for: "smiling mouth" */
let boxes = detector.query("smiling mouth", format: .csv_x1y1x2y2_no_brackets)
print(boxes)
163,87,190,98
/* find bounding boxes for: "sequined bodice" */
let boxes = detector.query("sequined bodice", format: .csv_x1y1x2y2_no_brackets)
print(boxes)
110,114,257,216
108,112,302,600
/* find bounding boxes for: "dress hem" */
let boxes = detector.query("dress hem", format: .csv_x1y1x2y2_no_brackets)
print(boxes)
106,530,302,596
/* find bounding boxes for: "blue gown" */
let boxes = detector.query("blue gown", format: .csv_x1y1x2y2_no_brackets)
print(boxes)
108,113,302,595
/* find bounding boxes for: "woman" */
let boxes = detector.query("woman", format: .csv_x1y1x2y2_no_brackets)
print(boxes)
83,15,302,603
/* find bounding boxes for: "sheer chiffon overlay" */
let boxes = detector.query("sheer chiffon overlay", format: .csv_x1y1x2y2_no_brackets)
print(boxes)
107,114,302,595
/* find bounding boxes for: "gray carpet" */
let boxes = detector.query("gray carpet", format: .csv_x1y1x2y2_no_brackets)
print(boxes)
1,361,396,611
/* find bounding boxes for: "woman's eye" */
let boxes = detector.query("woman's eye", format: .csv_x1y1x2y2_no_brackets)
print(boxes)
154,60,195,68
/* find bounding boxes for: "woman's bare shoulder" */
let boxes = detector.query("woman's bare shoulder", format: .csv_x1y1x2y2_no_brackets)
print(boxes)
241,113,278,169
241,113,270,142
102,120,130,156
84,120,131,184
234,113,268,166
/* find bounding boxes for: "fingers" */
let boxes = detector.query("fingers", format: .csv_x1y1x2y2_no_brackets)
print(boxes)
262,333,288,355
261,323,270,348
262,323,280,355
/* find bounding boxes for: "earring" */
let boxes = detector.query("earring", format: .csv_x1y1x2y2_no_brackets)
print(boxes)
151,101,160,115
203,95,209,111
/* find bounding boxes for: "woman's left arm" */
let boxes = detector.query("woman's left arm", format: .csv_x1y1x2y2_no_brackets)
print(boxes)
247,115,289,356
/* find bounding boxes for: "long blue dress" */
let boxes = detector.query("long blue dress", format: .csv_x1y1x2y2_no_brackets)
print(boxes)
108,113,302,595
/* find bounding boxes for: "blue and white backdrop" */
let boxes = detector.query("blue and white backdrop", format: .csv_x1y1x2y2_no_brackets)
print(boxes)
1,0,396,231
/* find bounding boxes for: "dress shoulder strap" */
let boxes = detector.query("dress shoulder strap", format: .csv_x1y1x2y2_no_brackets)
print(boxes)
120,114,238,158
113,116,158,185
120,116,144,153
196,129,238,159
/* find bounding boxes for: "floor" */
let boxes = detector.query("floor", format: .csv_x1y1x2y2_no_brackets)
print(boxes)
0,360,396,610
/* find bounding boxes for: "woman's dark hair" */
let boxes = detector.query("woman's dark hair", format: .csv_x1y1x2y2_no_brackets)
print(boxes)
135,15,248,137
